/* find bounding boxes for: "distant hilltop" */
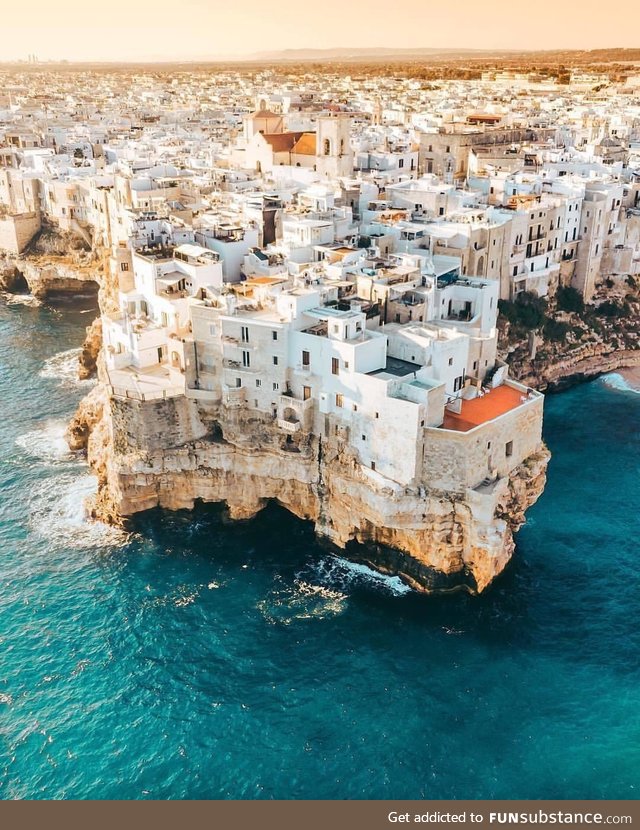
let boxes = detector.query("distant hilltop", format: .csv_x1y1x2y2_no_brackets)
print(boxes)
1,47,640,68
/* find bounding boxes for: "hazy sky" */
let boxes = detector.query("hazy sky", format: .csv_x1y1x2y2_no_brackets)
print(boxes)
2,0,638,62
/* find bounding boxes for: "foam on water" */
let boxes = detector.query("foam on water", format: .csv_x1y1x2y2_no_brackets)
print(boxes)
309,554,412,596
600,371,640,395
29,471,130,550
258,576,349,624
39,348,94,388
15,420,81,465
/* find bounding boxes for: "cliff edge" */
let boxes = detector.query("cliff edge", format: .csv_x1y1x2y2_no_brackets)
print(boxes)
69,388,549,594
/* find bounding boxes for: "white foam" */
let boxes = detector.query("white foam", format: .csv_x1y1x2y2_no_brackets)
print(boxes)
15,420,80,465
39,348,94,388
601,372,640,395
310,554,412,596
258,577,349,624
29,472,130,550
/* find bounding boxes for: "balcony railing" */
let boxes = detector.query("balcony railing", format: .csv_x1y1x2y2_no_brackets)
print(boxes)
277,418,301,433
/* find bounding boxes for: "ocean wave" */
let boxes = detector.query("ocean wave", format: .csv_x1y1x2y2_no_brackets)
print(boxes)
29,472,130,550
15,420,82,465
258,577,349,625
39,348,94,388
600,372,640,395
308,555,412,596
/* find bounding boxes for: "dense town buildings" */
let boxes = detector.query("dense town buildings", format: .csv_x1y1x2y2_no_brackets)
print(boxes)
2,62,639,589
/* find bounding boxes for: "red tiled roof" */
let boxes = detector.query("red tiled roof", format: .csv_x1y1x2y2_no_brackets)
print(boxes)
261,132,303,152
291,132,317,155
442,384,529,432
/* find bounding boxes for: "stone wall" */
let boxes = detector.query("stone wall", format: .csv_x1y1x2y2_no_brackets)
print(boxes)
0,212,41,255
422,394,544,493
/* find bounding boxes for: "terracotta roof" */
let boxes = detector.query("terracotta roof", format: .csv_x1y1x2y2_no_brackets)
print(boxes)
442,384,529,432
291,132,317,155
261,132,303,152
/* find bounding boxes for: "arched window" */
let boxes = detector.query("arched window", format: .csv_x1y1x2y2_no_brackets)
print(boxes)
323,138,331,156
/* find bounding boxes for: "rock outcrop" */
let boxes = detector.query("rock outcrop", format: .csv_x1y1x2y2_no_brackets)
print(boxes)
78,317,103,380
74,390,549,594
510,342,640,391
1,222,101,302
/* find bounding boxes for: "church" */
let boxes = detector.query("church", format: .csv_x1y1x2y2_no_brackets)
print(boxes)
234,98,354,178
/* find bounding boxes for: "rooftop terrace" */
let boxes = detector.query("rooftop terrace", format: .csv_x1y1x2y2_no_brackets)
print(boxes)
442,383,535,432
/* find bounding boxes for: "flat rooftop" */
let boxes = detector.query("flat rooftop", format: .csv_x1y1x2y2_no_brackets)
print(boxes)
369,356,421,379
442,384,532,432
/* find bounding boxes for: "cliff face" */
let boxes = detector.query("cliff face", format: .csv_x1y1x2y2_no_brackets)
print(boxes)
1,223,102,301
511,342,640,391
71,389,549,594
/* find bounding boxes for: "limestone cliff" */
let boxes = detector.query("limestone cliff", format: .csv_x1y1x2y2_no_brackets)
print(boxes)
0,223,102,301
78,318,103,380
499,283,640,390
71,389,549,594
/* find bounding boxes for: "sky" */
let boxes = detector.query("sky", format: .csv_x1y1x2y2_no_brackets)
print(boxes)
2,0,638,62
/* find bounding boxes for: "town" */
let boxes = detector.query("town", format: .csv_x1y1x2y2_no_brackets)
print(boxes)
2,59,639,591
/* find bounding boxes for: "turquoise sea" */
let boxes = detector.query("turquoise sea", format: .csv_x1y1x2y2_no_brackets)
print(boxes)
0,296,639,800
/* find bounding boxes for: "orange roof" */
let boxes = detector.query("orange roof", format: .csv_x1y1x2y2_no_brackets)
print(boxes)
291,132,317,155
442,384,528,432
261,132,303,152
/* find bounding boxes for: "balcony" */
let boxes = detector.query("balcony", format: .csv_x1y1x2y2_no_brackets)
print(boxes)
279,394,313,416
277,418,301,433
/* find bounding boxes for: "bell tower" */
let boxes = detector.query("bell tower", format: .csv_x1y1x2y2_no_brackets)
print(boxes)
315,114,353,179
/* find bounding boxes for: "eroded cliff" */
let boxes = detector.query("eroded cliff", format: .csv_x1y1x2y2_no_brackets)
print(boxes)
69,388,549,594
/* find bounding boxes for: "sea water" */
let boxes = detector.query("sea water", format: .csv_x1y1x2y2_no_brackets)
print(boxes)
0,298,639,800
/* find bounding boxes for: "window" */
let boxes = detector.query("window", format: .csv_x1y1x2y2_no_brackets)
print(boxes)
241,325,249,343
473,360,478,371
352,404,358,412
255,379,261,388
375,412,379,419
273,356,278,365
448,357,454,366
361,434,366,441
272,382,279,391
303,385,311,401
272,330,278,340
235,378,241,388
335,393,343,408
332,357,339,376
371,461,376,471
120,262,129,272
344,361,349,370
209,324,217,336
242,351,250,368
505,441,513,457
302,350,310,367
